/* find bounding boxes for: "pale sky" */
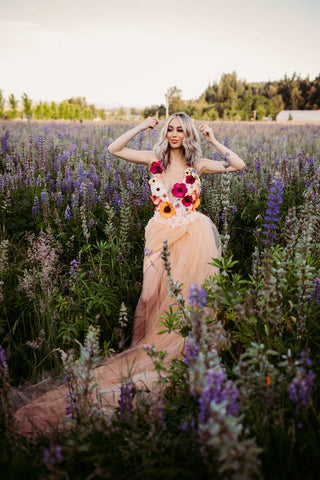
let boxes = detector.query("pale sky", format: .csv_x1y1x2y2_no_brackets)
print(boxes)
0,0,319,108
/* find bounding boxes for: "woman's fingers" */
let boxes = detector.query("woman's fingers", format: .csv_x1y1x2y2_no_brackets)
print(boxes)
140,117,159,131
147,117,159,129
199,124,210,136
199,124,214,140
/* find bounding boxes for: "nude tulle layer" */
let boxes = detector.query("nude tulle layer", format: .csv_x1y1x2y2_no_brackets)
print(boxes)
14,212,220,437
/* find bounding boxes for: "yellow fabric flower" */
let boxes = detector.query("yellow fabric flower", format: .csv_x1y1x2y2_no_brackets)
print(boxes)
159,202,176,219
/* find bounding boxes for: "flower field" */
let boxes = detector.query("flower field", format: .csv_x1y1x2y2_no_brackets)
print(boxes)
0,119,320,479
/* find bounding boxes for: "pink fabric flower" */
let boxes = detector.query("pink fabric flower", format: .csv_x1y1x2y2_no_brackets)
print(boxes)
150,161,163,174
186,175,196,185
172,183,187,198
182,195,193,207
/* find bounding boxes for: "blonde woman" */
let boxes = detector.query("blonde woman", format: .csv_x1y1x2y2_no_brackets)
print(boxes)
15,113,245,436
108,113,244,352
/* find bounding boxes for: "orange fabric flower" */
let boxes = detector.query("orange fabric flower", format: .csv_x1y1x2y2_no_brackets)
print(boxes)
192,198,200,211
159,202,176,219
150,195,161,206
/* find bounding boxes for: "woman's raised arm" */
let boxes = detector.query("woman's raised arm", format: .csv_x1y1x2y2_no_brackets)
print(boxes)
197,124,245,175
107,117,159,166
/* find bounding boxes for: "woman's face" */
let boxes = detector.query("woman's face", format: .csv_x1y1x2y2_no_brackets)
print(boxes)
166,117,185,149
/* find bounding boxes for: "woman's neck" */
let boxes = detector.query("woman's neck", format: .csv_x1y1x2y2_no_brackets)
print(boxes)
168,148,186,166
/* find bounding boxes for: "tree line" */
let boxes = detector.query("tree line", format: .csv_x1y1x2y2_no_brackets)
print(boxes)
0,93,107,121
144,72,320,121
1,72,320,122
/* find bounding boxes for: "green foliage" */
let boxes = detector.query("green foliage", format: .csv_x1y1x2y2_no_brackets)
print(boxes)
21,93,32,117
8,93,18,119
0,90,5,118
166,86,184,115
143,72,320,121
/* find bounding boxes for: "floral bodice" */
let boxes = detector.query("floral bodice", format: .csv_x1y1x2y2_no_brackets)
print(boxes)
148,161,201,225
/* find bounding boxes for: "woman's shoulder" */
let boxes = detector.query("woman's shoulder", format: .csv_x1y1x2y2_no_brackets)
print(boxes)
196,158,206,176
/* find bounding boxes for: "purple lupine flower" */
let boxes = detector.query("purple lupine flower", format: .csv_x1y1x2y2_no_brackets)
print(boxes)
247,181,255,193
1,130,10,154
57,191,63,207
198,367,239,425
70,259,79,279
118,380,134,421
32,196,40,216
310,278,320,305
0,345,8,376
69,145,76,157
49,179,55,192
255,158,262,170
5,155,11,171
188,283,207,308
54,156,61,173
288,350,315,414
78,165,85,182
79,182,86,198
262,171,284,246
300,349,313,367
40,190,48,204
64,205,72,220
184,331,199,367
42,442,63,466
89,164,96,179
113,193,120,208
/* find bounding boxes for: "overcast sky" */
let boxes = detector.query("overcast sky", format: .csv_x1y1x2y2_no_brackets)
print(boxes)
0,0,319,108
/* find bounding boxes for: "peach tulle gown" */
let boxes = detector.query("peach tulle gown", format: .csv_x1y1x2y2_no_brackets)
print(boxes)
14,161,221,436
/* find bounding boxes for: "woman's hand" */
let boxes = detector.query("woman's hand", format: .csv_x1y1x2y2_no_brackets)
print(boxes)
199,123,215,143
139,117,159,132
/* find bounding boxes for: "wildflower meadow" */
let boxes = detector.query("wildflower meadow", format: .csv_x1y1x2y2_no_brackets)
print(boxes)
0,119,320,479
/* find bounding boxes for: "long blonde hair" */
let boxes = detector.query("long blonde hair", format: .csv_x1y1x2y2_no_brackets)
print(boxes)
153,112,202,169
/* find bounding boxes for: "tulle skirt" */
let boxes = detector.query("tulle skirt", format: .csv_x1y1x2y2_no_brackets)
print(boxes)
14,212,220,436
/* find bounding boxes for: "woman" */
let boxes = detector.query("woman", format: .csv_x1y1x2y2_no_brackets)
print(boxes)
109,113,244,349
15,113,245,436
